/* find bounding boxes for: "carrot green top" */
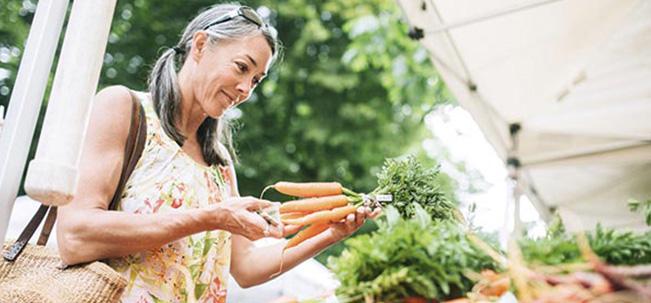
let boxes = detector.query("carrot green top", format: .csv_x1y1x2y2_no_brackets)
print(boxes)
108,92,233,303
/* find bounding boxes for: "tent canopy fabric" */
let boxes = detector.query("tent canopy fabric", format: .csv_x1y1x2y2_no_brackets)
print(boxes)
396,0,651,230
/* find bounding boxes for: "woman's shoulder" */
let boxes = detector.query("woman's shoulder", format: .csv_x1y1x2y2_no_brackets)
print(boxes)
89,85,138,145
94,85,135,114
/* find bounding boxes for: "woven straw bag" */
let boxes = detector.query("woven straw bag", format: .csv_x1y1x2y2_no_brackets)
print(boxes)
0,91,146,303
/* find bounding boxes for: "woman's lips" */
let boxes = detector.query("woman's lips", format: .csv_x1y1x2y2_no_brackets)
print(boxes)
221,90,235,105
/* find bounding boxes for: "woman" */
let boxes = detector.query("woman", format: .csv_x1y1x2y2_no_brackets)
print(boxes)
56,3,379,303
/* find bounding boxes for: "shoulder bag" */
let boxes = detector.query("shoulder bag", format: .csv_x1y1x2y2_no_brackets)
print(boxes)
0,91,146,303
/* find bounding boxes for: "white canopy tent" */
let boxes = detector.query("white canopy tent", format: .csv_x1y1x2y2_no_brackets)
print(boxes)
396,0,651,231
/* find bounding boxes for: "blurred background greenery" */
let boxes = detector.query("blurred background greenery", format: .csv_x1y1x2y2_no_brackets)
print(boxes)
0,0,469,261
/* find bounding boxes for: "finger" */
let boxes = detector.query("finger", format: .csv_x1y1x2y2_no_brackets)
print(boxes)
355,207,365,225
245,212,270,235
267,224,284,238
369,207,382,219
345,214,356,230
283,224,302,236
263,225,270,237
243,197,275,211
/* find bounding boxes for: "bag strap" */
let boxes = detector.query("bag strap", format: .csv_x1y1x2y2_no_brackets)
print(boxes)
3,90,147,262
109,90,147,211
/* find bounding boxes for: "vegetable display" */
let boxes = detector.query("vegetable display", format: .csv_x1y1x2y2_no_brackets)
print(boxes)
327,205,499,302
519,220,651,267
263,156,651,302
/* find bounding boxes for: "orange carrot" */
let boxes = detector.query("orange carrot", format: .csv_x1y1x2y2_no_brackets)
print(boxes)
280,195,349,213
285,223,329,249
274,181,343,198
281,205,357,226
280,212,309,221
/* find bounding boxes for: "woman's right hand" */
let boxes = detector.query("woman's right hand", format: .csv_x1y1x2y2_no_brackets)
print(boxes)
208,196,283,240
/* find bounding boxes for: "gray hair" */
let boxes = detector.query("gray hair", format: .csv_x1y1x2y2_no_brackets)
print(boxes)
148,3,281,166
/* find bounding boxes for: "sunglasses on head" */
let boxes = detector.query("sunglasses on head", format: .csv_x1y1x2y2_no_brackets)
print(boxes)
203,6,265,30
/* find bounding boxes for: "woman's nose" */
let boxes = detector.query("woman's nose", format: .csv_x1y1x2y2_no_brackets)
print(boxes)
236,81,252,98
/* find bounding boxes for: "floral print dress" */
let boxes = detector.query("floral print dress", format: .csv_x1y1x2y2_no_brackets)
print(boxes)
108,92,233,303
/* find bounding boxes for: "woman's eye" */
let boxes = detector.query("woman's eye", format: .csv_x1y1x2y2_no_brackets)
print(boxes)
236,62,248,73
252,77,260,86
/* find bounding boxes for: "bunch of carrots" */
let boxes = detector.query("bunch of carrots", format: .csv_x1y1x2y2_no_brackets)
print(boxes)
262,181,377,250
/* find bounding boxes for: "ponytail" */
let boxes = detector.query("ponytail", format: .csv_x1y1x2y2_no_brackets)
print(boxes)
149,48,186,146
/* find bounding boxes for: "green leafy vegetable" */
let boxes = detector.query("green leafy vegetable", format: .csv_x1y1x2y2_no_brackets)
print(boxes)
520,219,651,266
328,205,498,302
372,156,454,220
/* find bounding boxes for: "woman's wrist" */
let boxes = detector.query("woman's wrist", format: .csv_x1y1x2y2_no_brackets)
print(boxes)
198,204,229,231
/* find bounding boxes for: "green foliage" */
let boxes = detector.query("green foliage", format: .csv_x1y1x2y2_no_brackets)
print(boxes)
629,198,651,226
327,205,498,302
0,0,49,196
519,219,651,266
0,0,31,103
589,225,651,265
373,155,454,220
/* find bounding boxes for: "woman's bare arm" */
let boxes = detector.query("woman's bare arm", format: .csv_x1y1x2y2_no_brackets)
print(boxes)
226,153,378,288
56,86,213,264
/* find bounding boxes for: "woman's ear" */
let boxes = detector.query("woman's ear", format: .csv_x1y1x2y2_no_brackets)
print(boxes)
191,31,208,62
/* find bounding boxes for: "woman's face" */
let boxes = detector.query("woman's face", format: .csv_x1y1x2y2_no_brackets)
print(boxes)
191,33,272,118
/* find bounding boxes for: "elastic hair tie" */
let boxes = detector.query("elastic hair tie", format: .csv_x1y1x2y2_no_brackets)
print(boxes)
172,46,186,55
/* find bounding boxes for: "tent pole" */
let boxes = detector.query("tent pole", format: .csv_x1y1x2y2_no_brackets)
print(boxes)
24,0,118,206
509,165,523,238
508,123,524,238
516,179,552,222
0,0,69,244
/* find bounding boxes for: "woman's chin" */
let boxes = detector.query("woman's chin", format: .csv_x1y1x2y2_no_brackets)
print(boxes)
207,113,223,120
207,109,226,119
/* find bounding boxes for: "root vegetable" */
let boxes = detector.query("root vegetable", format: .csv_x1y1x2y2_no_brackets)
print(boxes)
280,195,350,213
285,224,329,249
273,181,343,197
281,205,357,226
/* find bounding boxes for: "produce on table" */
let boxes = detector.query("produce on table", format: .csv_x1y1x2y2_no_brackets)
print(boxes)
459,232,651,303
326,205,499,302
451,214,651,302
519,217,651,267
263,156,501,301
265,155,651,302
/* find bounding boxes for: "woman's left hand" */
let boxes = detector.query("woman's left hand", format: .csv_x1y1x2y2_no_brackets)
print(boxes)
328,206,382,241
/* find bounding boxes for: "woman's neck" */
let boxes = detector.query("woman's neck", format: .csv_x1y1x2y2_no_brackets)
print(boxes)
176,67,206,141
